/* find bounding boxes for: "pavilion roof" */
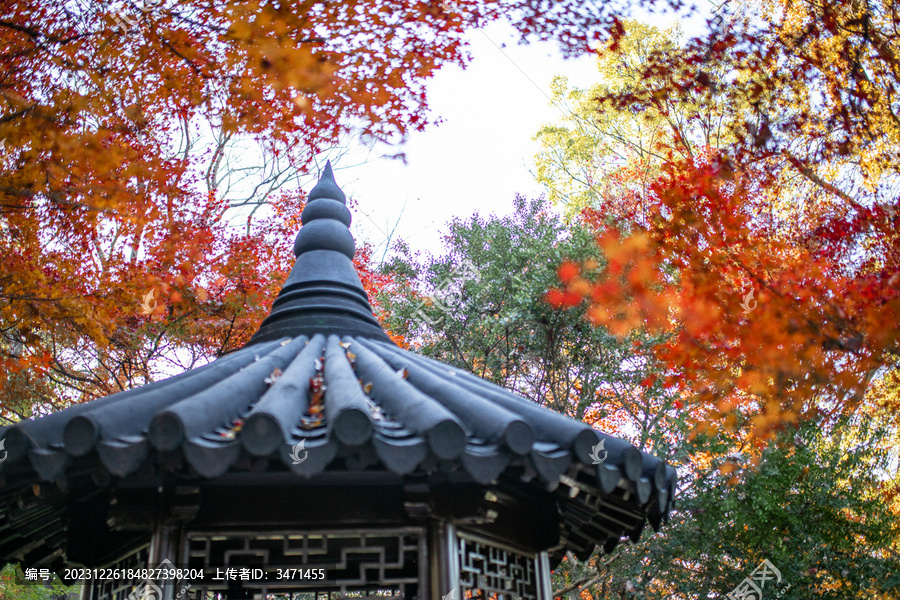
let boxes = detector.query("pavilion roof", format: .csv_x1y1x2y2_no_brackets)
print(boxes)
0,162,675,568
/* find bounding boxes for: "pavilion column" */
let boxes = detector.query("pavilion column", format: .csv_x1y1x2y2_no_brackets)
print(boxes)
145,519,184,600
76,580,90,600
536,551,553,600
429,520,460,600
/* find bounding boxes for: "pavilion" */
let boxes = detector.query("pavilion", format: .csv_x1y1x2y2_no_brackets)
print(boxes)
0,163,675,600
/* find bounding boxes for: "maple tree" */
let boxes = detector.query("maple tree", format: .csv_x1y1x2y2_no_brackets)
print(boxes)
534,20,737,220
380,200,900,598
0,0,632,418
540,7,900,446
533,12,900,595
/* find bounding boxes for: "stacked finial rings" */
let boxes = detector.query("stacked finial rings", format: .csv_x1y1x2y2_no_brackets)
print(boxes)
293,162,355,259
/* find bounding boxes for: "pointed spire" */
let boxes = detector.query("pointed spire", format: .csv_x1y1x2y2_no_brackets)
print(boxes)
307,161,346,203
247,161,393,345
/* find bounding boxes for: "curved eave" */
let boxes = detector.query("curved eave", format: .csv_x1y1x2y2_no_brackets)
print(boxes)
0,334,675,564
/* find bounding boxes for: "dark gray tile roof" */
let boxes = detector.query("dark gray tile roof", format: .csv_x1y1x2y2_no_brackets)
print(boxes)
0,162,675,567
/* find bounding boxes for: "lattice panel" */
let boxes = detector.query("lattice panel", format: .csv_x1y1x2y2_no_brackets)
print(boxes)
457,534,538,600
182,528,423,599
85,545,149,600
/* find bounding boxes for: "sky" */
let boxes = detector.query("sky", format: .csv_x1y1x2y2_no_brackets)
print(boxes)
329,20,605,261
323,9,698,263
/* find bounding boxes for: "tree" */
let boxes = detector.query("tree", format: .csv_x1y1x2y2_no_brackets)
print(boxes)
376,195,676,434
540,8,900,442
552,417,900,599
0,564,73,599
531,11,900,596
377,197,900,598
534,20,738,221
0,0,629,417
0,181,399,419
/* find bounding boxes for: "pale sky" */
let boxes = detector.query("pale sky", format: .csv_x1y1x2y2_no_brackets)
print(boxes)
333,20,603,261
329,9,697,263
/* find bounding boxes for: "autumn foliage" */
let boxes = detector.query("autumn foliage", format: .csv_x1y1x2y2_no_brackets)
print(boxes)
0,0,636,418
551,159,898,440
547,1,900,442
0,0,471,414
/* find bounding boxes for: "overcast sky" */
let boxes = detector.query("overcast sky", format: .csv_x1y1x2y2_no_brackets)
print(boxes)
331,19,604,261
327,7,699,263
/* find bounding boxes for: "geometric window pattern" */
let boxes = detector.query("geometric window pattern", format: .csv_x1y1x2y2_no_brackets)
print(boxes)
83,545,150,600
182,528,423,599
457,533,539,600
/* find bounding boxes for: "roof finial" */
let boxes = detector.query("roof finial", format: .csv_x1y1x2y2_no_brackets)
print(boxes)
307,161,346,203
293,160,355,259
246,159,392,345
